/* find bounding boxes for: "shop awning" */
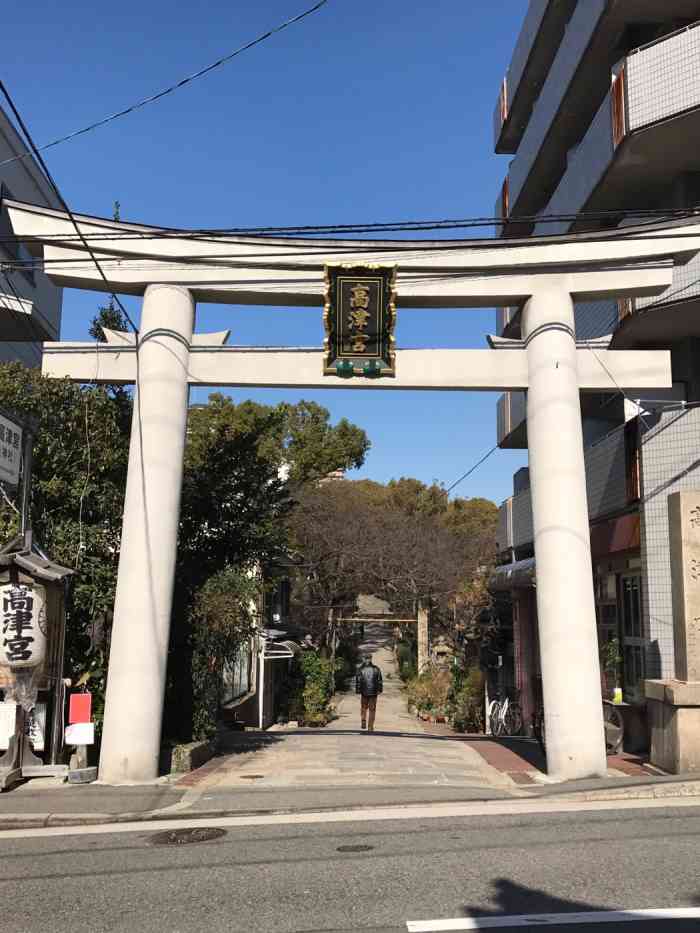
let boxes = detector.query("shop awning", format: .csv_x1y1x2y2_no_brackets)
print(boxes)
488,557,536,592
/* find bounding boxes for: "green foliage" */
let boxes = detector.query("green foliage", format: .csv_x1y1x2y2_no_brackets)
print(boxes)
189,567,258,741
0,363,131,717
405,666,452,715
88,298,130,342
448,665,485,733
281,651,338,726
396,640,416,681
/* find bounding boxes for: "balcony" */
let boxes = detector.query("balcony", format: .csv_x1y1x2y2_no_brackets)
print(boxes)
496,496,513,554
493,0,576,154
533,22,700,237
498,421,639,554
501,4,700,232
612,249,700,348
497,390,527,448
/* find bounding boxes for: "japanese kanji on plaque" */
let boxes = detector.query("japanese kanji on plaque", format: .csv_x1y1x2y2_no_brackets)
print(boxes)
0,582,47,669
323,265,396,377
0,413,22,486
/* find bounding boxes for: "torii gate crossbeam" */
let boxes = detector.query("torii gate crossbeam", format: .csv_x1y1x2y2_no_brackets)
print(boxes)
6,198,698,785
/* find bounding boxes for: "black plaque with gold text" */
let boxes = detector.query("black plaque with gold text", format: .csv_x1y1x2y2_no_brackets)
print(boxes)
323,265,396,376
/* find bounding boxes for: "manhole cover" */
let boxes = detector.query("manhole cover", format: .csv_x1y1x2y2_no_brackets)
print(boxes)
239,774,265,780
336,844,374,853
150,827,227,846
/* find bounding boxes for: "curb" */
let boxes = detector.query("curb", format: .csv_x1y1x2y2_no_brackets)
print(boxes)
3,779,700,830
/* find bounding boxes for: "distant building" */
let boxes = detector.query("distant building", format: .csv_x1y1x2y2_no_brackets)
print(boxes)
0,104,63,367
492,2,700,735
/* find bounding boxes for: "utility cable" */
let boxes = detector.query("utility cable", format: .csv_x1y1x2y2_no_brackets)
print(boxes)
0,0,330,170
445,445,499,495
0,80,139,336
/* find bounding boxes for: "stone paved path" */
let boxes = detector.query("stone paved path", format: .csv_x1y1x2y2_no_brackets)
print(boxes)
197,625,510,792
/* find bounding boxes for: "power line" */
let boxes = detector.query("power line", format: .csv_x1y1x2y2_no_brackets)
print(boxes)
0,80,139,336
445,445,499,495
0,0,330,170
0,205,696,246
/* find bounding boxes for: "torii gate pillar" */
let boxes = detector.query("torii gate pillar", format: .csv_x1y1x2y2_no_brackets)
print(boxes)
99,284,195,783
523,286,607,780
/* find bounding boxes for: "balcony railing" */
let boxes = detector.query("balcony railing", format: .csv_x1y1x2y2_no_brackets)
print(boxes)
506,0,606,210
497,391,527,448
493,0,577,152
501,422,638,553
496,497,513,553
533,23,700,235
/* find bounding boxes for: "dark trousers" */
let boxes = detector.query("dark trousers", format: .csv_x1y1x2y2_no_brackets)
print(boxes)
361,694,377,730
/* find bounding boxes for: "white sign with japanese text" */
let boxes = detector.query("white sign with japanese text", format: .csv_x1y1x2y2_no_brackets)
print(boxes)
0,582,47,669
0,700,45,751
0,414,22,486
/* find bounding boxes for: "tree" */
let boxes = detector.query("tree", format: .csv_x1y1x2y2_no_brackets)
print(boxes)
287,478,499,642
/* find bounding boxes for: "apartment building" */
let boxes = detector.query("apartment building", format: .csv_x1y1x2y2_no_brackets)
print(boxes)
491,1,700,738
0,104,63,367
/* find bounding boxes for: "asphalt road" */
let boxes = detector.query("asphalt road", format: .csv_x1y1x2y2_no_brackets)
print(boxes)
2,803,700,933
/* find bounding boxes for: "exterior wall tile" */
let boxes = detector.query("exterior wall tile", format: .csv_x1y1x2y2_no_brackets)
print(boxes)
627,24,700,131
639,407,700,679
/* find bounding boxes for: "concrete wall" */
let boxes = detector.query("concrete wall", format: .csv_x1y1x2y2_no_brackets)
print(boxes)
0,107,63,366
508,0,606,207
532,92,614,237
493,0,551,143
639,406,700,679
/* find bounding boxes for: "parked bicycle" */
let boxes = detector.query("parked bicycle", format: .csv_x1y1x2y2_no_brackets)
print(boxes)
487,691,523,737
533,700,624,757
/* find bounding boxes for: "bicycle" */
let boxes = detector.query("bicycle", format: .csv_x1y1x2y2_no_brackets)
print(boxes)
487,692,523,737
533,699,624,757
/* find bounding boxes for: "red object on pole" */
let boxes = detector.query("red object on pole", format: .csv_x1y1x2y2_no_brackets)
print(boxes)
69,693,92,724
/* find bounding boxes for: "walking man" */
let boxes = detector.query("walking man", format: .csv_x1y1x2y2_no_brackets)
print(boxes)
355,653,383,731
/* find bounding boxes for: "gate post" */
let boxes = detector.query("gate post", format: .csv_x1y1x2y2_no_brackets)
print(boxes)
99,284,195,783
523,285,606,780
417,604,429,674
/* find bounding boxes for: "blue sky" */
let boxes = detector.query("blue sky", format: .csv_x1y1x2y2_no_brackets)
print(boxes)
4,0,529,502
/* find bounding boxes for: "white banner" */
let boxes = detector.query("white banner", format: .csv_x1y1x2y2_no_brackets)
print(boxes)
0,582,47,669
0,414,22,486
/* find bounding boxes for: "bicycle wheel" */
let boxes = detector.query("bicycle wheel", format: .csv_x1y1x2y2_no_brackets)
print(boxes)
491,701,505,737
504,703,523,736
487,701,499,736
603,701,624,755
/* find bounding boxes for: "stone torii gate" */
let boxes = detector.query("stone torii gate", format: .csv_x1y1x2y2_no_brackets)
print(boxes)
7,198,699,784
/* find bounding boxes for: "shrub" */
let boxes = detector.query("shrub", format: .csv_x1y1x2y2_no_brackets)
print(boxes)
405,666,452,716
448,666,485,733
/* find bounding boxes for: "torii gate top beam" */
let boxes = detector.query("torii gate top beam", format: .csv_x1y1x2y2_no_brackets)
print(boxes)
5,199,699,306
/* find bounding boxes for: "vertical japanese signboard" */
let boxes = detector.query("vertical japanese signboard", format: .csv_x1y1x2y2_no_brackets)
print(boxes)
323,265,396,377
0,582,47,669
0,413,22,486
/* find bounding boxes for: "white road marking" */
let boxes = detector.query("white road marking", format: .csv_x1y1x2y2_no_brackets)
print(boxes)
406,907,700,930
1,794,700,841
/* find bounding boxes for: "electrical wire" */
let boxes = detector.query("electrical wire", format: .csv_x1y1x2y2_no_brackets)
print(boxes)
445,445,499,494
0,205,697,247
0,0,330,170
0,80,139,336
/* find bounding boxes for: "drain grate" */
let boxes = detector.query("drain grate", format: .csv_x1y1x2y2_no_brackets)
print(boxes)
336,844,374,853
150,827,227,846
239,774,265,780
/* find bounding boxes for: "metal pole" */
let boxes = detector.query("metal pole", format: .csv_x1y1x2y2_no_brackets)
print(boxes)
20,428,33,546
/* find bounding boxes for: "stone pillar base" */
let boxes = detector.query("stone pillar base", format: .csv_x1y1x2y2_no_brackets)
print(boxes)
645,679,700,773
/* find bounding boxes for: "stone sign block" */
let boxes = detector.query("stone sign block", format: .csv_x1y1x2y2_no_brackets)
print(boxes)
668,491,700,682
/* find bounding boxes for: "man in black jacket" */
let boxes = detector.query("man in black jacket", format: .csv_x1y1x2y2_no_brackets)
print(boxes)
355,654,383,731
